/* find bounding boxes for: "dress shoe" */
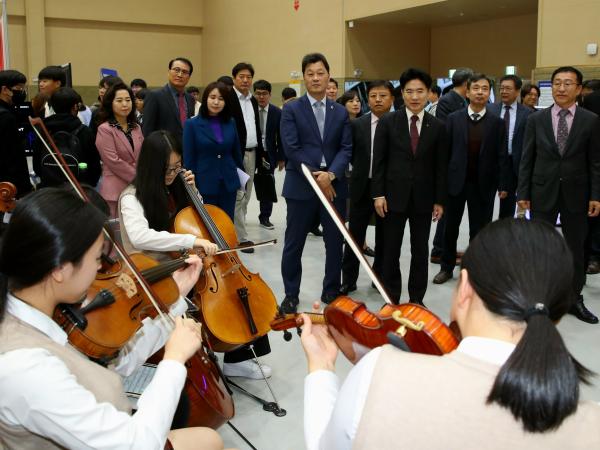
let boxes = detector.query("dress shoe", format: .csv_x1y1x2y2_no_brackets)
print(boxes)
339,283,357,295
569,296,599,324
362,246,376,257
259,220,275,230
410,299,425,307
587,260,600,275
280,295,299,314
321,292,340,304
309,227,323,237
223,360,272,379
240,240,255,254
433,270,453,284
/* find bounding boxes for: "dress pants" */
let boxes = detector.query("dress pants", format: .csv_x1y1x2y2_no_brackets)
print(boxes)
341,180,383,286
281,195,346,297
441,181,495,273
381,198,431,303
202,180,237,222
431,215,446,257
234,149,256,242
585,216,600,265
498,155,517,219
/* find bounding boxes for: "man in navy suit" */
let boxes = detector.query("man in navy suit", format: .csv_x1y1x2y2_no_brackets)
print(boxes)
488,75,532,219
253,79,284,229
279,53,352,313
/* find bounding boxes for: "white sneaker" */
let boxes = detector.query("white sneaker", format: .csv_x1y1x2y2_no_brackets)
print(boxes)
223,360,272,379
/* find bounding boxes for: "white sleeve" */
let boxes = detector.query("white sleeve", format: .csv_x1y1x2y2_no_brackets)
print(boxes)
120,193,196,252
0,349,185,450
304,347,382,450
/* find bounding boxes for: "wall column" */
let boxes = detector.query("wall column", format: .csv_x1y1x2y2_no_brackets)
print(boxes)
24,0,45,81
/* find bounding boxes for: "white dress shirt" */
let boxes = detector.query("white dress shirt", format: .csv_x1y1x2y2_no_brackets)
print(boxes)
304,336,516,450
234,87,258,149
0,293,189,449
405,106,425,134
468,105,487,121
259,103,270,149
500,100,518,154
368,113,378,179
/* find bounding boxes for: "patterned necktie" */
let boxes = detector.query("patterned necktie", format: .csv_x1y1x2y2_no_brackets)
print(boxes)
178,92,187,125
314,101,325,139
471,113,480,122
410,115,419,154
556,109,570,155
504,105,511,134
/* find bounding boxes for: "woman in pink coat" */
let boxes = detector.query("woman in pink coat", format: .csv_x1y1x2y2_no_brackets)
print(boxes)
95,82,143,217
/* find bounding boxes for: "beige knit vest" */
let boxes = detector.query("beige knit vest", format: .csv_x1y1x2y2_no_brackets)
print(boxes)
352,344,600,450
0,314,131,450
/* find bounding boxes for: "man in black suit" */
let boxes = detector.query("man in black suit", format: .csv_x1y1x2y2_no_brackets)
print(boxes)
229,62,265,252
430,68,473,262
340,80,395,295
518,66,600,324
142,57,195,144
488,75,532,219
371,69,448,304
434,73,509,284
253,79,284,229
583,86,600,274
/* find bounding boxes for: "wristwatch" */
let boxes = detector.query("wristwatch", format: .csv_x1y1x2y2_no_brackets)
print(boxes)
328,171,336,181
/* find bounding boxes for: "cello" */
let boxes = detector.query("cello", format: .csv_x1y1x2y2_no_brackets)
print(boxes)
0,182,17,213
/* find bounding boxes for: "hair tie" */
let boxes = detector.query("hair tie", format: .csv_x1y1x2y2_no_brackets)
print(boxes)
523,303,549,322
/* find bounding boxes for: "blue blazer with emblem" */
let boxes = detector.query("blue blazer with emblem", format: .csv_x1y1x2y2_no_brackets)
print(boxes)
183,115,244,196
280,95,352,200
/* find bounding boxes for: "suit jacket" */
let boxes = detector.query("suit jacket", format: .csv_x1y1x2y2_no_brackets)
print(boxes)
280,94,352,200
435,90,466,123
371,109,448,213
583,90,600,116
446,108,509,197
228,88,265,161
96,122,143,202
487,102,532,177
183,115,243,196
142,84,195,141
518,106,600,213
348,113,374,204
263,103,284,169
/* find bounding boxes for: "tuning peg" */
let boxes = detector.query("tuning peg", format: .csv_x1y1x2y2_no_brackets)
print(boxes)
283,330,292,341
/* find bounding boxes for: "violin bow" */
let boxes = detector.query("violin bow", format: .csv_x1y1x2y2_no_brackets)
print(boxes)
300,163,394,305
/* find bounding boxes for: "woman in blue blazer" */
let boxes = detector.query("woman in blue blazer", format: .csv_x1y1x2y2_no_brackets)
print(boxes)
183,81,244,220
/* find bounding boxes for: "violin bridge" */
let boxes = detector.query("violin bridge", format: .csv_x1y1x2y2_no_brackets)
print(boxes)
116,273,138,298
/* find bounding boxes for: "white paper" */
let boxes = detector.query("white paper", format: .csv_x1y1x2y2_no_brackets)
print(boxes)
237,168,250,189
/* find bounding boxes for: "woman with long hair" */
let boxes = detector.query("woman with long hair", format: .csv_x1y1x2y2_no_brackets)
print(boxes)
301,219,600,449
0,188,232,450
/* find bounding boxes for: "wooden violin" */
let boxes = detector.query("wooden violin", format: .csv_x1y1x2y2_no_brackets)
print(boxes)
0,181,17,213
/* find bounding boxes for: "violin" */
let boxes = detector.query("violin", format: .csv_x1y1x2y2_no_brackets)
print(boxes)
0,181,17,213
172,170,278,352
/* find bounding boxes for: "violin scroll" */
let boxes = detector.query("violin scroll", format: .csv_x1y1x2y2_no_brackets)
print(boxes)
0,181,17,213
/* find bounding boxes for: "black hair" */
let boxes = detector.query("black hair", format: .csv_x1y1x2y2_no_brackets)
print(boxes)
452,68,473,87
100,76,124,89
253,79,272,93
133,131,188,231
169,57,194,75
217,75,234,87
49,87,81,114
232,62,255,78
186,86,200,94
130,78,147,89
38,66,66,86
399,68,433,90
200,81,232,121
367,80,394,95
430,85,442,97
551,66,583,85
0,188,106,321
0,70,27,89
135,88,148,100
281,87,297,101
521,82,540,99
460,219,593,432
301,53,330,74
500,75,523,90
582,79,600,92
467,73,491,89
328,78,338,88
98,82,137,125
337,90,359,106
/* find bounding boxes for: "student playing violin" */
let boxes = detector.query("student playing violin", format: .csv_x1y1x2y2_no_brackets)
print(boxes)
0,188,234,449
301,219,600,450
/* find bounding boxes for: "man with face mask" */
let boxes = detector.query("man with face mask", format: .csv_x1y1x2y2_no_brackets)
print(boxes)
0,70,32,199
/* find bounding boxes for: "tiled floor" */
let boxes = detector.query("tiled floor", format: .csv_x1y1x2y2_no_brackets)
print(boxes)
216,171,600,450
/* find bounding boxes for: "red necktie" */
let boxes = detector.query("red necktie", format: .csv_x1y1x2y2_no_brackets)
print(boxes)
410,115,419,154
178,93,187,125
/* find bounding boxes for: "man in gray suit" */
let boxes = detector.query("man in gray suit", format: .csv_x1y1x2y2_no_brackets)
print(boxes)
518,66,600,324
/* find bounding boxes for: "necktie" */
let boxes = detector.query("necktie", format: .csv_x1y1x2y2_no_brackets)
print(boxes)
410,115,419,154
556,109,570,156
178,93,187,125
504,105,511,134
471,113,480,121
314,101,325,139
260,108,267,136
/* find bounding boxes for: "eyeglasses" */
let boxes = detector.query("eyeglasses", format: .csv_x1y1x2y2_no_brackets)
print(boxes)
166,163,182,175
170,67,191,76
552,81,578,88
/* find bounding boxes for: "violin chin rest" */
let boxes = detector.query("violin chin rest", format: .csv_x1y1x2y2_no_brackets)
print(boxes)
386,332,411,352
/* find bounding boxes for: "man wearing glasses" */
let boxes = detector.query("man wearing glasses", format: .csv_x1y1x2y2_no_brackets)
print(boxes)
142,57,195,144
518,66,600,324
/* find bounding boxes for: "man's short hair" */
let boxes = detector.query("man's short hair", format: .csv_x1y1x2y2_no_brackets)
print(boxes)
135,88,149,100
101,75,123,89
499,75,523,90
521,83,540,99
551,66,583,85
301,53,330,74
467,73,491,89
452,68,473,87
49,87,81,114
430,85,442,97
328,78,338,88
367,80,394,96
281,87,297,101
38,66,66,86
232,62,255,78
582,79,600,92
0,70,27,89
186,86,200,94
253,79,272,93
217,75,234,87
130,78,147,89
399,68,433,90
168,57,194,75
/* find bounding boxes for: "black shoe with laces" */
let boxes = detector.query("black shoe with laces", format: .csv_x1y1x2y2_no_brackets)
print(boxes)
280,295,299,314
